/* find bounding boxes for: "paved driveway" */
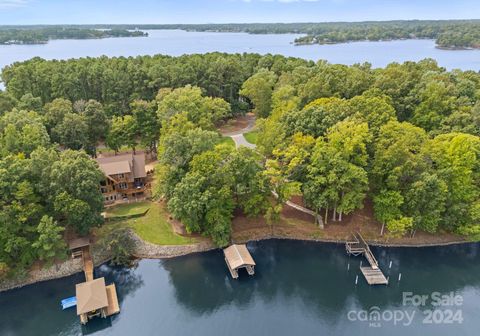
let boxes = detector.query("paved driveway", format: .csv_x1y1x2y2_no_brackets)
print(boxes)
231,133,256,149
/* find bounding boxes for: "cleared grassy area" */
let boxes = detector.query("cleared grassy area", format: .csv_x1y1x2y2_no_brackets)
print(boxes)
106,201,151,218
244,131,258,145
97,145,146,155
218,136,236,148
98,201,195,245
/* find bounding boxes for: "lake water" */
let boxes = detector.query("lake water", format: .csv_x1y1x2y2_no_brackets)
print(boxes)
1,30,480,74
1,31,480,335
1,240,479,336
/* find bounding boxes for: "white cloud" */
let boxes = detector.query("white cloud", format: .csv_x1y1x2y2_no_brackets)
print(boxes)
0,0,29,9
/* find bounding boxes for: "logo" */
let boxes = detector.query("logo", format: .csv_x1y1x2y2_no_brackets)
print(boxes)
347,291,463,328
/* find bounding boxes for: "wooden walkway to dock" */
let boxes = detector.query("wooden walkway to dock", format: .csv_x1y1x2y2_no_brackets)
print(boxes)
82,247,94,282
346,232,388,285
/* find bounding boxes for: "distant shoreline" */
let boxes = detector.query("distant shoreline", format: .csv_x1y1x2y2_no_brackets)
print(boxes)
294,38,478,50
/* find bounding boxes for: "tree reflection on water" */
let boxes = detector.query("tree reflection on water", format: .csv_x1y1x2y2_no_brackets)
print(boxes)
160,239,480,326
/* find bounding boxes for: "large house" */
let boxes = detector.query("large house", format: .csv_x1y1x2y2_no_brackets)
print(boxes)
96,153,149,204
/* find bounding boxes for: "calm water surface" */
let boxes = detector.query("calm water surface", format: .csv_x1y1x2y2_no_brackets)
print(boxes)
1,240,479,336
1,30,480,73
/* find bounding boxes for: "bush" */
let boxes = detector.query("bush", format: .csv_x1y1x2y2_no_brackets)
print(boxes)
101,228,136,266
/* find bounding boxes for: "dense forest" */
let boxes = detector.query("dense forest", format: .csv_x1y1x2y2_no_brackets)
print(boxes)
0,27,147,45
1,20,479,48
1,53,480,276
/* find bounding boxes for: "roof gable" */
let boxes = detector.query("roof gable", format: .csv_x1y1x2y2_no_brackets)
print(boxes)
224,244,256,269
76,278,108,315
96,153,146,178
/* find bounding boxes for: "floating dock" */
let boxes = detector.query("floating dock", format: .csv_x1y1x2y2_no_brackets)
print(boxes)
346,232,388,285
224,244,256,279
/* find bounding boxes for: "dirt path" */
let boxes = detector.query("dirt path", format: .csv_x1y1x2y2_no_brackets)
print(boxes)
220,113,256,137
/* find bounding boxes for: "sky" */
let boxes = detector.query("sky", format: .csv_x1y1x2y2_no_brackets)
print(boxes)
0,0,479,25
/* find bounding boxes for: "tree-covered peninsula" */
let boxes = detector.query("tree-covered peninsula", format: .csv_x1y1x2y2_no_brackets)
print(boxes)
0,27,147,45
1,53,480,277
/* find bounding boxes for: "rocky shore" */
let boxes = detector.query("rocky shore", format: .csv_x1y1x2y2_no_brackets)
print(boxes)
0,231,216,293
0,229,472,293
129,231,217,259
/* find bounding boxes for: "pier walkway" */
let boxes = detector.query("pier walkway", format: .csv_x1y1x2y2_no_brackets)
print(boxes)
346,232,388,285
82,246,94,282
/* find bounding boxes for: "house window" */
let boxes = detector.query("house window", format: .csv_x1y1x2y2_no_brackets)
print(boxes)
119,182,128,190
101,187,107,193
119,173,124,178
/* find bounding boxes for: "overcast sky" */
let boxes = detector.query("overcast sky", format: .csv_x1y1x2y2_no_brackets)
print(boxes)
0,0,479,25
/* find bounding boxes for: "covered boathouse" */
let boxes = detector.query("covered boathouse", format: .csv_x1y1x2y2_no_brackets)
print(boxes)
76,277,120,324
223,244,256,279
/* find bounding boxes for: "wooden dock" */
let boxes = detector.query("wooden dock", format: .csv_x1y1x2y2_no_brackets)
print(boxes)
360,267,389,285
105,284,120,316
82,247,94,282
346,232,388,285
68,238,121,324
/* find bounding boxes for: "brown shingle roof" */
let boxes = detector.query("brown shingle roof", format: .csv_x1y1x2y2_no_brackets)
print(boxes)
132,154,146,178
96,153,146,179
68,237,90,250
99,161,131,176
224,244,256,270
76,278,109,315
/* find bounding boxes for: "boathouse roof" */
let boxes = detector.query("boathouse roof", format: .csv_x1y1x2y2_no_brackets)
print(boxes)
76,278,109,315
68,237,90,251
224,244,256,270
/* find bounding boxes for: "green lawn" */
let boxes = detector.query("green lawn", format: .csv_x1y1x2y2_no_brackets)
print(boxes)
244,131,258,145
99,202,195,245
97,145,146,155
218,136,236,148
106,201,152,218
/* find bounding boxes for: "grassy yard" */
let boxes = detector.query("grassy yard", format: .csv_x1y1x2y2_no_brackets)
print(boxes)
218,136,236,148
244,131,258,145
97,144,146,156
106,201,151,218
99,201,195,245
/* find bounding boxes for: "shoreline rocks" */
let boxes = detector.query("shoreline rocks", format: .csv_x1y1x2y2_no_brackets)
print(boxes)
0,230,472,293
